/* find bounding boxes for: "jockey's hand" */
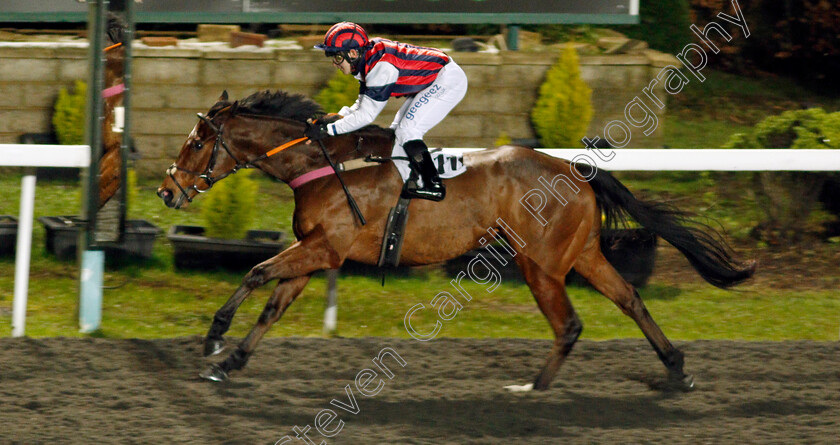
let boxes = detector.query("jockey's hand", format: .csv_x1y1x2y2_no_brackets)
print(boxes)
304,119,330,141
321,113,344,124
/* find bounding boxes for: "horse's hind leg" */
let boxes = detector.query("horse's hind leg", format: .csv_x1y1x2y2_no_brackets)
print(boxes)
573,246,694,390
200,275,310,382
516,255,582,390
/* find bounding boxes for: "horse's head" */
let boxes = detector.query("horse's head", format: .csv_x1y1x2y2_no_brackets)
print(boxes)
157,91,239,208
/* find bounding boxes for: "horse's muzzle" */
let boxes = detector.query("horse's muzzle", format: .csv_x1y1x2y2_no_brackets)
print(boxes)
157,187,176,208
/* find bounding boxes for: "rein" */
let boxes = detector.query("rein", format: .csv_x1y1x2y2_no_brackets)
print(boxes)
167,113,368,224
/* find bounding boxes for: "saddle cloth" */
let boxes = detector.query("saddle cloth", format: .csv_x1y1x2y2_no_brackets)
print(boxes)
392,149,468,184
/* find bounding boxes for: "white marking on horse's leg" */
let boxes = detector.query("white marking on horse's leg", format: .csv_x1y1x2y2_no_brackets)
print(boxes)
503,383,534,392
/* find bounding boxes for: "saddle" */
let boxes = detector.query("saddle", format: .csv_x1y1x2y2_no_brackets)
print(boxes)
371,150,466,269
323,147,466,269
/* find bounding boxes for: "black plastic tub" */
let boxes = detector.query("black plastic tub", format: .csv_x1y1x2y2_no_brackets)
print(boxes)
0,215,18,257
167,225,286,271
38,216,161,261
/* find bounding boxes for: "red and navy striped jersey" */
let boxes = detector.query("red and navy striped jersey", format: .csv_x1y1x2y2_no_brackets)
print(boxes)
361,38,450,101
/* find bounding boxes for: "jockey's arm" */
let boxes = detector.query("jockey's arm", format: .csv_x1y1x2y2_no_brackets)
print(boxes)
327,62,398,136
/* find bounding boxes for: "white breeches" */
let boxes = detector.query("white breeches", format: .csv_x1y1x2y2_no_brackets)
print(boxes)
390,60,468,182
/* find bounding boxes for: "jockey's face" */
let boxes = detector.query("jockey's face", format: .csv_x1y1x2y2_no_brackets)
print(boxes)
333,49,359,75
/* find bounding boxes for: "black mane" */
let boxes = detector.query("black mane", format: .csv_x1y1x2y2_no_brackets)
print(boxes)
208,89,395,139
230,90,324,123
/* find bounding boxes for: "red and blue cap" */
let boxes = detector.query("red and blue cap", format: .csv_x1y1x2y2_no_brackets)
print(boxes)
314,22,369,53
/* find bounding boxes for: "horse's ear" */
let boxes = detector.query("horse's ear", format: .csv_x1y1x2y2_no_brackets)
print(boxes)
219,90,229,102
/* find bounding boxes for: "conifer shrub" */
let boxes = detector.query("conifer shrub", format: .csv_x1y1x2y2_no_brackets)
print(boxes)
530,44,593,148
314,71,360,113
52,80,87,145
201,170,258,239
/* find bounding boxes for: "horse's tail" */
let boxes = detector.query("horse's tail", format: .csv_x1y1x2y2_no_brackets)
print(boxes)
585,167,756,289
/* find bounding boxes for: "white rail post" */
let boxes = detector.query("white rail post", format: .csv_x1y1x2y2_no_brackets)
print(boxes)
323,269,339,334
12,174,36,337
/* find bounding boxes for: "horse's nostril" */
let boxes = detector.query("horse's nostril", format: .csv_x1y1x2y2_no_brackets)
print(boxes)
157,188,172,204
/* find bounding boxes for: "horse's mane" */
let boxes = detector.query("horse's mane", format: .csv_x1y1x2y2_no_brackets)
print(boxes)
106,13,125,45
230,90,323,123
209,89,395,139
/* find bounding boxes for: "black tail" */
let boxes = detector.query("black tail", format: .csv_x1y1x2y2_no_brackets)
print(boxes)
587,168,756,289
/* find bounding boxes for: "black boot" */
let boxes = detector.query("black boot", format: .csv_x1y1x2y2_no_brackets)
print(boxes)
401,139,446,202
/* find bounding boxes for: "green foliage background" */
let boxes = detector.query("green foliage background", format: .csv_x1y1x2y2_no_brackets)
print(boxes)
612,0,692,55
723,108,840,243
52,80,87,145
531,44,593,148
201,170,258,239
314,71,360,114
723,108,839,150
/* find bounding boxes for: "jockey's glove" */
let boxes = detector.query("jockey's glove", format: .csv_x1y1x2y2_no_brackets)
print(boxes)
304,120,330,141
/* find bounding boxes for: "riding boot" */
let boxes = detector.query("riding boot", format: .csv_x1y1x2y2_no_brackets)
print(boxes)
401,139,446,202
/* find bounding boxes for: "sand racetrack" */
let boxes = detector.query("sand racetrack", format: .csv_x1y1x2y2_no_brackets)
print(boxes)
0,337,838,444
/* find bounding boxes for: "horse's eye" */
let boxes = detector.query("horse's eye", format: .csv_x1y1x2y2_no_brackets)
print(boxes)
194,140,204,151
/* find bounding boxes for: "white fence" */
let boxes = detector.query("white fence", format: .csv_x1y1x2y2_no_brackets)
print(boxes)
2,147,839,337
1,144,90,337
444,148,840,171
323,147,840,333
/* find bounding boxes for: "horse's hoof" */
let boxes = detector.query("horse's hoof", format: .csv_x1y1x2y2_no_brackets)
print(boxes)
680,374,696,391
199,364,228,382
667,373,695,392
203,337,225,357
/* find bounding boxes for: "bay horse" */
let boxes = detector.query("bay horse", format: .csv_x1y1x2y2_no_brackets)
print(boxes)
99,13,127,208
157,90,755,391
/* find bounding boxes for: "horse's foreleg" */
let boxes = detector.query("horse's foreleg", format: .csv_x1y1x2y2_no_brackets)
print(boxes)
574,246,694,391
200,275,311,382
204,285,257,356
203,228,340,358
516,255,582,391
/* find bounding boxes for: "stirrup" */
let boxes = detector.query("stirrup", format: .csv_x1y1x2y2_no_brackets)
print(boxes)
401,182,445,201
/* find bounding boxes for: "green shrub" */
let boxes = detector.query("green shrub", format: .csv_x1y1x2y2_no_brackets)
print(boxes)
530,44,593,148
201,170,258,239
723,108,839,150
314,71,360,113
723,108,840,243
52,80,87,145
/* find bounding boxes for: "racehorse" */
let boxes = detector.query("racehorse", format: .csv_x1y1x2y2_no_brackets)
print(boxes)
99,13,127,208
157,90,755,391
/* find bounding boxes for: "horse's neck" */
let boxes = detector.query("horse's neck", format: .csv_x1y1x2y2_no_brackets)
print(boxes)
234,116,394,181
334,132,393,161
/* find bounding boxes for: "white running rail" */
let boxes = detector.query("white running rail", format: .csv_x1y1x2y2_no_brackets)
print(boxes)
1,144,90,337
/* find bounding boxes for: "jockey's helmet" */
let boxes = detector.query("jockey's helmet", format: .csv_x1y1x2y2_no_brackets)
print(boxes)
315,22,369,54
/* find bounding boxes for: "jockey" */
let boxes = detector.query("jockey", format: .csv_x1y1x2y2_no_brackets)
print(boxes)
306,22,468,202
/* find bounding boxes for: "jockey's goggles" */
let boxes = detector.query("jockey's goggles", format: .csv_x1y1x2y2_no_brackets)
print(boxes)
326,51,348,65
